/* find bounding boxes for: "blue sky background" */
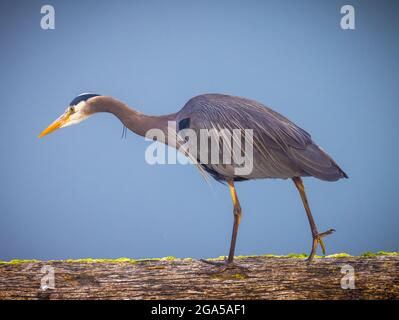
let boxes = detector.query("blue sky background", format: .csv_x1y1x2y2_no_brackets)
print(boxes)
0,0,398,261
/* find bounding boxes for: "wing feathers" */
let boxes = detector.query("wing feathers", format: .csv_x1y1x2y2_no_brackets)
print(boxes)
177,94,347,181
289,144,348,181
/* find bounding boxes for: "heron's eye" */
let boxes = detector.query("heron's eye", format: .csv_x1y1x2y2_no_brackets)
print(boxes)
67,106,75,114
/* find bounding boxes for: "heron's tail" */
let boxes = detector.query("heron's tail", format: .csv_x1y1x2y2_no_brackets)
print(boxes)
289,143,348,182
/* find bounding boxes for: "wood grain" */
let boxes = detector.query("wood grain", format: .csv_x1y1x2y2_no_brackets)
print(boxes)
0,256,398,300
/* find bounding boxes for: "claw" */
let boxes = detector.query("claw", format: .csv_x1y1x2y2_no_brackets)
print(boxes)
319,238,326,255
200,258,228,267
306,229,335,262
319,228,336,238
200,258,248,274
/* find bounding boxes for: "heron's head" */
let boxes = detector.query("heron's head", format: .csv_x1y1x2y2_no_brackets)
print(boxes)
39,93,101,138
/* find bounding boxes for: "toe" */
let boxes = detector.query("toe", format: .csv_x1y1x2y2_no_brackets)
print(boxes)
318,238,326,255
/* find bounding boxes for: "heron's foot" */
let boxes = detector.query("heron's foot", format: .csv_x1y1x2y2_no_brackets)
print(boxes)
306,228,336,262
200,258,249,274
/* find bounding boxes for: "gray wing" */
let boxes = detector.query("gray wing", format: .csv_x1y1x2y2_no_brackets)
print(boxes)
176,94,347,182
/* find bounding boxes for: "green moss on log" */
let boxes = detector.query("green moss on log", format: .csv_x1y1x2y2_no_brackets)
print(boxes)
360,251,399,257
1,252,398,264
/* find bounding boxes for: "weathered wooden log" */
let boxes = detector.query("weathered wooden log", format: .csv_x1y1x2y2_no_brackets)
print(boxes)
0,254,398,300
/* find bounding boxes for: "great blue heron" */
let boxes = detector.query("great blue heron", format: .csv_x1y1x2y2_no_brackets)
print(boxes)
39,93,347,265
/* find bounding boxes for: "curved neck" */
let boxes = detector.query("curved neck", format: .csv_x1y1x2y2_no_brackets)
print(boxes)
87,96,177,139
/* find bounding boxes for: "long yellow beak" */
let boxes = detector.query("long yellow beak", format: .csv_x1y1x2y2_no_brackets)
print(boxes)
38,113,70,138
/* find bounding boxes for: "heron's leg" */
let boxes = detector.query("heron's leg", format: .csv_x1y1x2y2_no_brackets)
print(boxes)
292,177,335,261
227,179,242,263
201,179,245,270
